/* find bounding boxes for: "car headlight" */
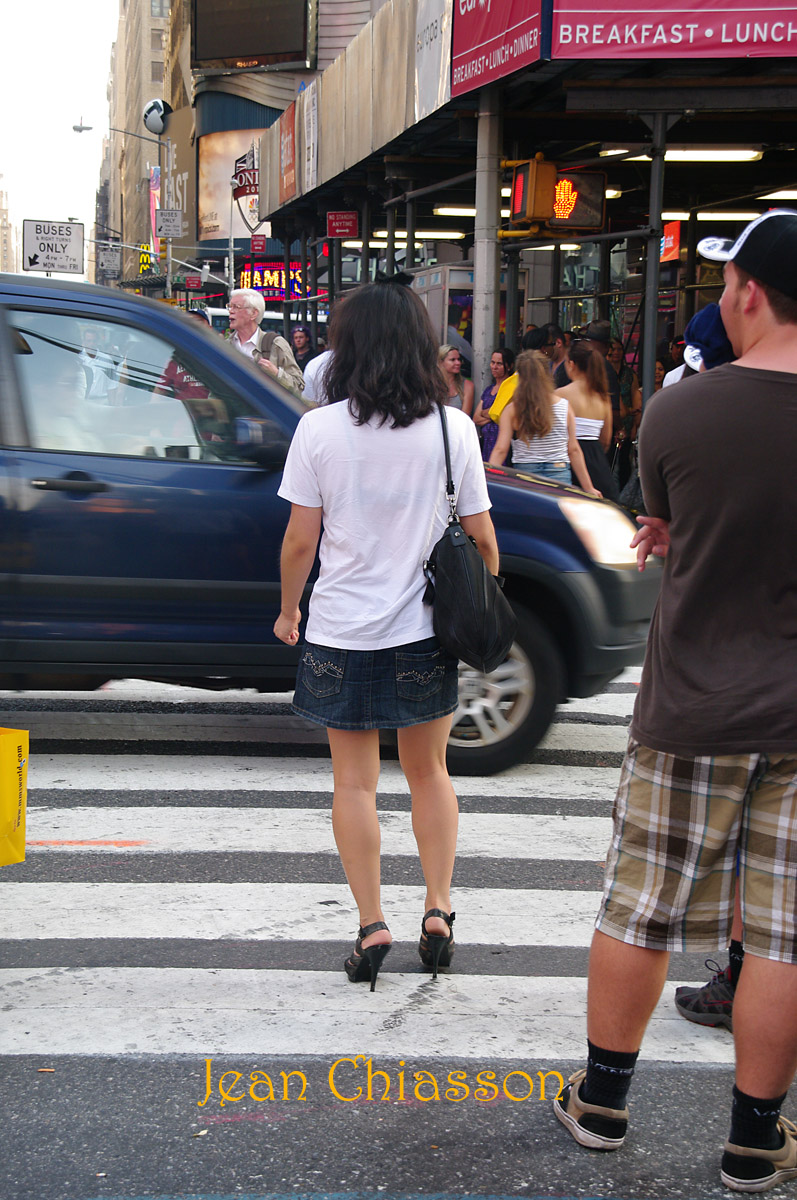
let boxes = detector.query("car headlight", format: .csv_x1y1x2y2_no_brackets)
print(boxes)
558,497,639,566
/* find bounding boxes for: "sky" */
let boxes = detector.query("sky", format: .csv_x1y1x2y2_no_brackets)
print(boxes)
1,3,122,278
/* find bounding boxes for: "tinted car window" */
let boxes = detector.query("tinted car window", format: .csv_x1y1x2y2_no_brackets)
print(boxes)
8,309,288,465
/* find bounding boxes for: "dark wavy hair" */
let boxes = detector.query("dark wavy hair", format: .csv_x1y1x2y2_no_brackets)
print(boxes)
325,283,448,426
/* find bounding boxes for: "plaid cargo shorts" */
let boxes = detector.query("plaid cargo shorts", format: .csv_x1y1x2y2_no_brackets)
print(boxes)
597,738,797,963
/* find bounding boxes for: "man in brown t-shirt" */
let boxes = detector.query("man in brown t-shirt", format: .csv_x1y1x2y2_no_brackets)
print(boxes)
553,211,797,1193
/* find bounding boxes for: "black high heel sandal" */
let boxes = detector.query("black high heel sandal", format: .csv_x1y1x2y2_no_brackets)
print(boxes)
418,908,455,979
344,921,391,992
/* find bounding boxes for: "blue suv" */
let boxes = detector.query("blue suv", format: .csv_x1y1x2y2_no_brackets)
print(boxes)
0,275,659,774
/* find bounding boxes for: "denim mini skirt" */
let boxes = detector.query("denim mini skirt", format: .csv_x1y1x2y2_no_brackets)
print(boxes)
291,636,459,730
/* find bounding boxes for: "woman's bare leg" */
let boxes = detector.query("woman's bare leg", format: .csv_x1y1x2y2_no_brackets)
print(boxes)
397,715,458,937
327,728,390,948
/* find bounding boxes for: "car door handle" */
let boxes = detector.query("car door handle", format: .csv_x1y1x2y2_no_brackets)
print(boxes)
30,478,110,493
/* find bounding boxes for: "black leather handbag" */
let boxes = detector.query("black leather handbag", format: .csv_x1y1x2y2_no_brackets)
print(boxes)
423,404,518,674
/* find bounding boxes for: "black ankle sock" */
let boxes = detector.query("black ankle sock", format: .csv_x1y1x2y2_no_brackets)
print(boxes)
729,1085,787,1150
581,1040,639,1111
728,940,745,990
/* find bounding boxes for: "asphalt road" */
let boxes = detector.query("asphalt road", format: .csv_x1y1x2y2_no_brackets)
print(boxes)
0,672,747,1200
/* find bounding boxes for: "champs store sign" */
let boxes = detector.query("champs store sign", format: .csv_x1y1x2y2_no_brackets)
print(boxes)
552,0,797,57
238,261,305,300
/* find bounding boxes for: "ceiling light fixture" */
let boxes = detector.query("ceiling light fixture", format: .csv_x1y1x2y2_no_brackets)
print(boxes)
661,210,764,222
433,206,511,218
373,229,466,240
602,146,763,164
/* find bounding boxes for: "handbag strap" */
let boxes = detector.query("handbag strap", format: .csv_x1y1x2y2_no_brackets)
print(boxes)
436,403,458,524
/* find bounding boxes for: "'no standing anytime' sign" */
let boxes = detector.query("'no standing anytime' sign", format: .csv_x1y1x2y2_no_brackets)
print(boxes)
23,220,84,274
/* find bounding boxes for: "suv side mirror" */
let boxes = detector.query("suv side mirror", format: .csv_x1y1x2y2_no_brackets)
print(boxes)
234,417,290,470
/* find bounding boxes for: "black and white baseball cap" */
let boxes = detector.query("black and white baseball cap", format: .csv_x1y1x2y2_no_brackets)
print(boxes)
697,209,797,299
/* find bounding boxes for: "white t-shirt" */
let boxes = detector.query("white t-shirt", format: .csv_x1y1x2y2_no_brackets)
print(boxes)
278,402,491,649
303,349,333,405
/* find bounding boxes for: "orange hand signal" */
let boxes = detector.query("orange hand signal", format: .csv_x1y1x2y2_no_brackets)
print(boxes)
554,179,578,220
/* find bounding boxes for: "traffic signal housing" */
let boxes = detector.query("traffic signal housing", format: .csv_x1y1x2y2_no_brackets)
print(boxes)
509,158,557,226
548,170,607,231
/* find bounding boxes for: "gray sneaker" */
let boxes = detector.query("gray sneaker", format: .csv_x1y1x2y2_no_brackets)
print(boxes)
721,1117,797,1192
553,1068,629,1151
675,959,734,1031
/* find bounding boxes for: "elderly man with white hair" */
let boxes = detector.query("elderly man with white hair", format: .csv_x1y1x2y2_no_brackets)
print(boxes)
227,288,304,393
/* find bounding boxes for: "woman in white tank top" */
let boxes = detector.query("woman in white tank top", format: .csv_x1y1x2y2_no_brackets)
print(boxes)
556,340,620,503
487,350,601,496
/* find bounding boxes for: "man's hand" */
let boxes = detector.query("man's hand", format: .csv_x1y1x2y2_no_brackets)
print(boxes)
256,356,279,378
631,516,670,571
274,608,301,645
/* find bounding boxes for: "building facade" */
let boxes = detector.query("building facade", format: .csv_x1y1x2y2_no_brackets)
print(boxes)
0,190,18,274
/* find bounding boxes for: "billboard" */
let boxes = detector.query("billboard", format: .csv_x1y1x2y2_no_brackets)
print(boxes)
552,0,797,58
198,130,270,242
416,0,453,120
452,0,543,98
191,0,317,71
278,104,297,207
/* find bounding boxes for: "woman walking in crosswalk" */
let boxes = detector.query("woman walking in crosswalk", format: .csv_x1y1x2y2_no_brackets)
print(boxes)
274,279,499,991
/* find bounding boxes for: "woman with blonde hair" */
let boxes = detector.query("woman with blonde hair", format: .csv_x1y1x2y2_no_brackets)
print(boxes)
438,345,475,416
488,350,601,496
557,339,619,502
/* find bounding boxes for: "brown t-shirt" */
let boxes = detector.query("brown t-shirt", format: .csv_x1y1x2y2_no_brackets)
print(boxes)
631,363,797,756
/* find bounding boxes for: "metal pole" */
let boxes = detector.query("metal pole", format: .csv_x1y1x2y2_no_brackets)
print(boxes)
385,187,396,273
598,240,610,322
684,203,699,326
641,112,666,406
328,238,336,306
405,193,415,270
300,230,308,322
283,234,292,340
551,245,562,326
227,182,235,304
505,252,519,353
310,237,319,345
473,85,501,397
334,238,343,298
361,196,370,284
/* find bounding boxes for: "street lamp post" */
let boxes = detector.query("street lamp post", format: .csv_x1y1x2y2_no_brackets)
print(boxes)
74,121,173,297
228,177,237,304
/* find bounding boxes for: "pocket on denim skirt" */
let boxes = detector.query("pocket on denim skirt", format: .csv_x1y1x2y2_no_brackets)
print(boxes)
300,645,347,698
395,647,447,702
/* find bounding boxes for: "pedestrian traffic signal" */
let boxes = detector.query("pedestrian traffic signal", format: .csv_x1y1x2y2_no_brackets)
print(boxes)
509,158,557,226
548,171,606,231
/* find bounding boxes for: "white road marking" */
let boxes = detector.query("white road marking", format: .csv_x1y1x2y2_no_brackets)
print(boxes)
0,966,733,1063
27,755,622,799
0,882,602,944
538,723,628,752
24,807,613,860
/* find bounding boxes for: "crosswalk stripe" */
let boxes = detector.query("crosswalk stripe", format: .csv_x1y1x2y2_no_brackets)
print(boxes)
23,807,612,860
25,755,623,799
0,882,604,943
0,966,734,1063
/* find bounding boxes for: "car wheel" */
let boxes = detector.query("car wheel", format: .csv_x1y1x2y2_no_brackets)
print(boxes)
445,604,565,776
